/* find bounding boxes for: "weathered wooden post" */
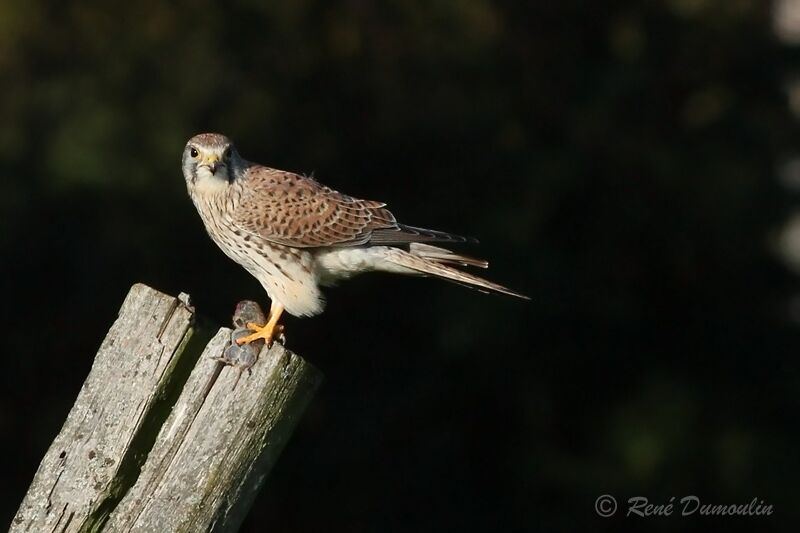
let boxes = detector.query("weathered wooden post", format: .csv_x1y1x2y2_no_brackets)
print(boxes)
11,283,322,532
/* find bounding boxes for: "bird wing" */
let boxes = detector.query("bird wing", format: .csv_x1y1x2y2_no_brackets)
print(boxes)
232,166,399,248
232,165,470,248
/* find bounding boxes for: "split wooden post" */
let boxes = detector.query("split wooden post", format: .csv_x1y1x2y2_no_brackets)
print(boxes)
11,283,322,532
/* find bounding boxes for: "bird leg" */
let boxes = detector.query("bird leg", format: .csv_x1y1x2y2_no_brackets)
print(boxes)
236,301,285,347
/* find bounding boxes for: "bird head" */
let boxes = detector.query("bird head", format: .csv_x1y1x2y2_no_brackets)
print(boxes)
182,133,243,192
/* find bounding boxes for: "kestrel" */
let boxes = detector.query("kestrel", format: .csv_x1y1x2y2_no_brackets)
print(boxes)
182,133,528,346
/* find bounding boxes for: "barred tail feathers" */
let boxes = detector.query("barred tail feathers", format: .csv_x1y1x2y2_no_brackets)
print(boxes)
387,246,529,300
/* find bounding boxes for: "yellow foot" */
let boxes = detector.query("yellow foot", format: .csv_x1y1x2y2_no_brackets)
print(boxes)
235,301,285,347
236,321,284,347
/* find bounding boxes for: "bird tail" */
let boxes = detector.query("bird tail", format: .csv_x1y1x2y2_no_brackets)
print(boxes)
383,244,530,300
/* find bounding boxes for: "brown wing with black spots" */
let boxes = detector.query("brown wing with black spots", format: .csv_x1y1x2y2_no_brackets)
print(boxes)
232,165,400,248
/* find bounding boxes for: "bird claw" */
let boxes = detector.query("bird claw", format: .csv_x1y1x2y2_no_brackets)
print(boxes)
236,321,284,347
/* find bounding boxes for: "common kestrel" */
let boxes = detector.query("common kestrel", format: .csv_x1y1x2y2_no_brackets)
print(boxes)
182,133,528,346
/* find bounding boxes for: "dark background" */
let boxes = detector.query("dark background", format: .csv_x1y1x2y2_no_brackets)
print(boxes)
2,1,799,531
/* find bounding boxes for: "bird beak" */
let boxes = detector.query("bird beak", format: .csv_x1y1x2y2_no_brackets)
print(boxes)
201,154,220,174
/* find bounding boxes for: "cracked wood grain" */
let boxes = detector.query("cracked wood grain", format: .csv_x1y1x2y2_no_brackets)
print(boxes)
104,332,321,533
11,284,322,533
12,284,198,533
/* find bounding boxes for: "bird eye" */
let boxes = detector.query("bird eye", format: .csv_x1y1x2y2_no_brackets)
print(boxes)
190,148,199,158
223,148,231,160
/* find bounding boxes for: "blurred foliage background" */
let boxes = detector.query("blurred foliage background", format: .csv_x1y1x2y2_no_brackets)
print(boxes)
2,0,799,531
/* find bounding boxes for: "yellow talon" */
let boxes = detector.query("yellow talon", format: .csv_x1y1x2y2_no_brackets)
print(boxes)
236,302,285,347
235,323,273,345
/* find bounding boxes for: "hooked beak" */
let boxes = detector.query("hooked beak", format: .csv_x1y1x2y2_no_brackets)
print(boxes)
200,154,220,174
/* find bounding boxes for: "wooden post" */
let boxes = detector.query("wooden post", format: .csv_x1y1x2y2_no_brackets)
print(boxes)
11,284,322,533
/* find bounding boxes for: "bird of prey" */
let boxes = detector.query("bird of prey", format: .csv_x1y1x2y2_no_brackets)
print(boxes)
182,133,528,346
